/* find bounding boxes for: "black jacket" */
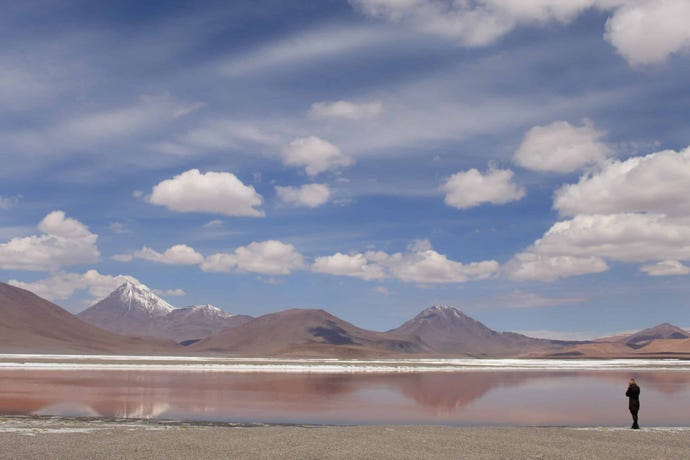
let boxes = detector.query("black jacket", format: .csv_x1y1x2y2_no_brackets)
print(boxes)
626,383,640,400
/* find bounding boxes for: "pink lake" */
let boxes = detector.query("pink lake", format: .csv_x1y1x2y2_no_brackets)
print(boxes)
1,369,689,426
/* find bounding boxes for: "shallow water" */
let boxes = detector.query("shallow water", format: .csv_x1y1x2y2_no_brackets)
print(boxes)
1,359,689,426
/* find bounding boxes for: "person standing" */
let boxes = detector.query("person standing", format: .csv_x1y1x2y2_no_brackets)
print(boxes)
626,378,640,429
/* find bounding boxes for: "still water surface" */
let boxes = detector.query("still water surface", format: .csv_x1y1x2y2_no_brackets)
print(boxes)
2,366,690,426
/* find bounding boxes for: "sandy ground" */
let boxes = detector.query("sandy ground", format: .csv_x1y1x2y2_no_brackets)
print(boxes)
1,417,689,460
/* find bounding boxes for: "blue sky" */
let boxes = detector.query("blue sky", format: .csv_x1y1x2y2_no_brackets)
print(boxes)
2,0,690,338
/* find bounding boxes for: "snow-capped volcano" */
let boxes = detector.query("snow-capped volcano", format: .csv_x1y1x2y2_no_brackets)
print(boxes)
108,281,175,316
77,282,252,343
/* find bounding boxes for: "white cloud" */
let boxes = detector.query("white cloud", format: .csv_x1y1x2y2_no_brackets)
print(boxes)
114,244,204,265
0,59,57,110
508,144,690,281
275,183,331,208
312,252,387,280
441,167,525,209
349,0,608,47
6,94,204,157
352,1,690,65
54,94,201,146
373,285,391,295
219,25,393,76
108,222,129,234
149,169,264,217
506,213,690,281
313,240,499,283
640,260,690,277
554,146,690,217
203,219,224,228
154,288,187,296
0,211,99,271
9,270,139,303
179,119,283,151
375,240,500,283
526,213,690,263
493,291,586,308
514,120,610,173
309,100,383,120
604,0,690,65
506,252,609,282
282,137,354,176
0,195,20,209
201,240,305,275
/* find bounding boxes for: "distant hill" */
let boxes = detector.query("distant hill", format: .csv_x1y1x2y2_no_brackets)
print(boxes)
534,322,690,358
189,308,429,357
390,305,569,356
623,323,690,349
0,282,175,354
78,282,251,343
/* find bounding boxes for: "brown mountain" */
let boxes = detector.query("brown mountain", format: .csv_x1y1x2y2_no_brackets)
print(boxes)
0,282,176,354
534,323,690,358
164,306,253,345
78,282,252,344
622,323,690,349
189,308,429,357
390,305,570,356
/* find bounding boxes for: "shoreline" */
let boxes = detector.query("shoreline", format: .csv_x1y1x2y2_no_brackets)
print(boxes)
2,354,690,374
2,416,690,460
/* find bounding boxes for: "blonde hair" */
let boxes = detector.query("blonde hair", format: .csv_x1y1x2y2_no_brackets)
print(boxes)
629,378,636,384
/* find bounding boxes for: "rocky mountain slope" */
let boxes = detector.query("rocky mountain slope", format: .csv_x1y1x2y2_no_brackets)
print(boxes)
0,282,175,354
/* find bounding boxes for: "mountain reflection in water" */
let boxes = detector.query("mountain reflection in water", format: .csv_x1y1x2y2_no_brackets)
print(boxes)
1,370,689,425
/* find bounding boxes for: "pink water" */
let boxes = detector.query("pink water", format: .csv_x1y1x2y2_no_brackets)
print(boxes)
1,370,689,426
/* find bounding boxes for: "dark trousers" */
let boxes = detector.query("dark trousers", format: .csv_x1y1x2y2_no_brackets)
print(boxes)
629,400,640,428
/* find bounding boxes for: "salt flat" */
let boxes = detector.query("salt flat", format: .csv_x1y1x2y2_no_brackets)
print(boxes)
1,354,689,373
1,416,690,460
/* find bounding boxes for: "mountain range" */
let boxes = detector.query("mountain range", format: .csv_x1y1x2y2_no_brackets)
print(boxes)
2,280,689,358
77,281,252,344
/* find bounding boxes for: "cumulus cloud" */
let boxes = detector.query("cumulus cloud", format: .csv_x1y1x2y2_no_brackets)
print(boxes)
441,167,525,209
312,240,499,283
0,211,99,271
351,1,687,65
9,269,139,303
312,252,387,280
640,260,690,277
282,136,353,176
275,183,331,207
604,0,690,65
113,244,204,265
149,169,264,217
201,240,305,275
506,213,690,281
508,142,690,281
554,146,690,217
514,120,611,173
309,100,383,120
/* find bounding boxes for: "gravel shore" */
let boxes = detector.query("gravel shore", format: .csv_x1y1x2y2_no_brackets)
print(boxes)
1,416,689,460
